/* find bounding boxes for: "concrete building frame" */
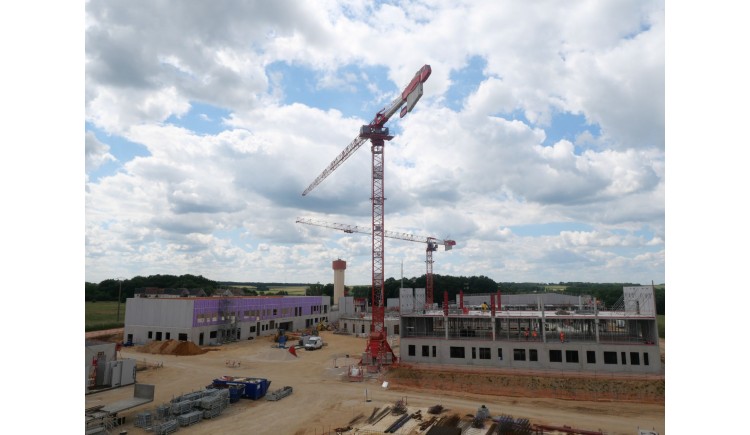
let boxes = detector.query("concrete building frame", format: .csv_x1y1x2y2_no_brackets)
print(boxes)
398,286,662,375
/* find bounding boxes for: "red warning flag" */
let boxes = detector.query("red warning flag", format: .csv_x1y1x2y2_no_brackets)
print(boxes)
289,346,297,357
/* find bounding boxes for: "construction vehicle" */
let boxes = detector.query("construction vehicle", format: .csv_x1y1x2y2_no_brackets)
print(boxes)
304,336,323,350
296,217,455,308
301,65,431,370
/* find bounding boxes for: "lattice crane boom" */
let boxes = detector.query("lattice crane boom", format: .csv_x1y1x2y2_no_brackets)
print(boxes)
300,64,431,369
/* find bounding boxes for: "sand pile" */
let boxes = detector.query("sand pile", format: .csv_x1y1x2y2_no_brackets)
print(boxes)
137,339,207,356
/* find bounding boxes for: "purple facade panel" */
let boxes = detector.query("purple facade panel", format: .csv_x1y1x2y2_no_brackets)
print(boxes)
192,296,324,327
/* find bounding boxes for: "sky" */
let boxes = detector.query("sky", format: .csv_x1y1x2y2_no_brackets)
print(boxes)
82,0,668,286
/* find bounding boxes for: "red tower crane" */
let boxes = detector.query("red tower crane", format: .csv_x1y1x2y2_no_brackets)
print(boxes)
301,65,432,368
295,217,455,308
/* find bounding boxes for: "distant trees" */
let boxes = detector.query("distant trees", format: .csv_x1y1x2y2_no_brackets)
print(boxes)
85,274,664,315
85,274,220,302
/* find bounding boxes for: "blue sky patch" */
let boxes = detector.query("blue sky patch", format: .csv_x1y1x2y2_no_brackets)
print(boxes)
266,61,399,123
86,123,151,182
165,102,231,136
542,112,601,148
445,55,487,111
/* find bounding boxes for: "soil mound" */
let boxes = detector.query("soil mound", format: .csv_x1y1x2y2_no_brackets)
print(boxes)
137,339,208,356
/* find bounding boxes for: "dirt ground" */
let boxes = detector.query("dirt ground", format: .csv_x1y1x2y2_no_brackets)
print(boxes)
85,331,665,435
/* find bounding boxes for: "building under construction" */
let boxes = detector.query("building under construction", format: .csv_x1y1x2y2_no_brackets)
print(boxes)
123,295,330,347
398,286,662,374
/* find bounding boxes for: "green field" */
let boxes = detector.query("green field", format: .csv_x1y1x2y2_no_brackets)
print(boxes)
267,286,308,295
85,301,126,332
657,314,665,339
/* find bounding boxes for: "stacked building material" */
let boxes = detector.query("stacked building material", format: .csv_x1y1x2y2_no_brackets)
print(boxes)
134,411,153,428
170,399,200,415
156,404,171,419
177,410,203,427
153,419,179,435
201,389,230,408
200,389,230,419
266,386,293,401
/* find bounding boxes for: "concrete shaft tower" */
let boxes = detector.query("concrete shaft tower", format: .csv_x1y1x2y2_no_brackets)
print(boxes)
332,259,346,306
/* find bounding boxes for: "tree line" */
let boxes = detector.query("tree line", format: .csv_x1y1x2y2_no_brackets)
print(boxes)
86,274,664,315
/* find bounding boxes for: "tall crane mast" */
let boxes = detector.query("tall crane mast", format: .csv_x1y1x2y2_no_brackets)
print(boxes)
301,65,431,368
295,217,456,308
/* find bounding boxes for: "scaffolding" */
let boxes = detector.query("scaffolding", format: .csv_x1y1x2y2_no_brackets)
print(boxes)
217,292,239,344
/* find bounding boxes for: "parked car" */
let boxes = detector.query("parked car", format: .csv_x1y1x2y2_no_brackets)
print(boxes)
304,336,323,350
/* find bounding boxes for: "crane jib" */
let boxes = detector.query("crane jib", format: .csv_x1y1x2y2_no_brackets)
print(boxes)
301,64,431,195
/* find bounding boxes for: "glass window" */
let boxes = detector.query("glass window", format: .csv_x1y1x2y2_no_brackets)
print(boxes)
529,349,538,361
630,352,640,365
479,348,491,360
566,350,579,363
422,346,429,357
549,350,562,362
604,351,617,364
587,351,596,364
513,349,526,361
450,347,465,358
408,345,415,356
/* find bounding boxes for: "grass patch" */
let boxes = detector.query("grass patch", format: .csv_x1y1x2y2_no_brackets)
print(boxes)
268,286,308,295
86,301,126,332
657,314,665,339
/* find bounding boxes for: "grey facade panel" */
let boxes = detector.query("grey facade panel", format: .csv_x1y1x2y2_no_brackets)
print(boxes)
399,337,661,374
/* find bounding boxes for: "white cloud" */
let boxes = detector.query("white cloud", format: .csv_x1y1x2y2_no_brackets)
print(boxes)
85,0,664,285
85,131,116,172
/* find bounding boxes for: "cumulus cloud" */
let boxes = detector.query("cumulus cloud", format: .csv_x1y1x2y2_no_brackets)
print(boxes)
85,1,664,285
85,131,116,172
